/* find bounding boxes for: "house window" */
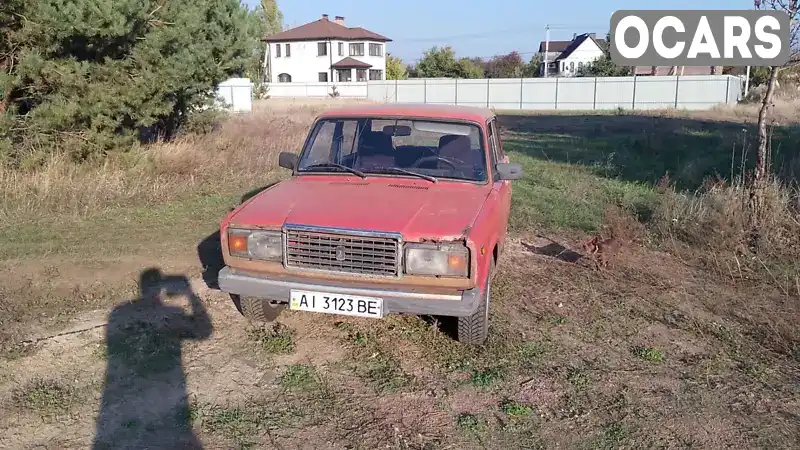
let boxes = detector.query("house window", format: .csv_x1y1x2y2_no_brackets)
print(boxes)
570,61,574,72
356,69,367,82
317,42,327,56
278,73,291,83
285,44,291,57
369,69,383,81
318,72,328,82
275,44,281,57
349,43,364,56
338,42,344,56
369,43,383,57
337,69,351,82
578,61,583,71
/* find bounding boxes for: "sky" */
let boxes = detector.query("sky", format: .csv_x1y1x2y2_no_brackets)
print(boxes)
244,0,757,63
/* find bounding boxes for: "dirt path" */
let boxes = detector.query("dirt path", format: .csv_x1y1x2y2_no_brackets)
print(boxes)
1,237,798,449
0,269,469,449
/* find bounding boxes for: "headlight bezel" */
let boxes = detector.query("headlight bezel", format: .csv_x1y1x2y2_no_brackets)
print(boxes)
403,241,470,278
227,228,283,262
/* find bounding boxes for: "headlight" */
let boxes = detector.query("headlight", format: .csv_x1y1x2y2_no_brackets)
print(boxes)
404,242,469,277
227,228,282,261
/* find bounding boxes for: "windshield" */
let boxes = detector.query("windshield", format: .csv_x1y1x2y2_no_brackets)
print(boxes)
296,117,488,182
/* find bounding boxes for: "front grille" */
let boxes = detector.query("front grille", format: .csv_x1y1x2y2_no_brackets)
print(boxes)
285,228,400,276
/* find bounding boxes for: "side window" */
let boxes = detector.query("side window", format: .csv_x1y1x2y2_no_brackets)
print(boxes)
301,120,359,168
303,121,337,167
487,121,499,181
491,119,504,160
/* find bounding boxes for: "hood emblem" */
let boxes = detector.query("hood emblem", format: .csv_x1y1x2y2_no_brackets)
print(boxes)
335,246,346,261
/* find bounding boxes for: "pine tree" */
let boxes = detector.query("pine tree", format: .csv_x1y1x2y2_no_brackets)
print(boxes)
1,0,258,162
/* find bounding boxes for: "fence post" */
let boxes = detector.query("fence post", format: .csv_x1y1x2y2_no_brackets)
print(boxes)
725,76,731,104
674,75,680,108
424,78,427,104
593,77,598,110
519,78,524,110
486,78,490,108
554,77,559,110
394,80,398,103
455,78,458,105
631,76,637,110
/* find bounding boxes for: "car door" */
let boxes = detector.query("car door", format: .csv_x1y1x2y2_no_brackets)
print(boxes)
487,116,512,251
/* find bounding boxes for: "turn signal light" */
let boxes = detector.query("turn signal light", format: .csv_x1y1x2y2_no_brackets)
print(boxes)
229,234,248,254
448,254,467,272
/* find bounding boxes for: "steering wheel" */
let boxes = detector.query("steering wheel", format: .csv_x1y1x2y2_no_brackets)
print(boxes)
410,155,469,178
411,155,465,169
419,146,438,157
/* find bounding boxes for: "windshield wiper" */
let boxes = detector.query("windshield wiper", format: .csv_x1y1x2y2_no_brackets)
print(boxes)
301,163,366,179
377,167,438,183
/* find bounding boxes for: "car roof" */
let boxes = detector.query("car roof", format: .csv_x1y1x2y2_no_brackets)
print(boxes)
315,103,495,124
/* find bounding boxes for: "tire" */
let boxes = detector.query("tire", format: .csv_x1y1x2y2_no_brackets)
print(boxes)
456,259,494,345
237,295,285,322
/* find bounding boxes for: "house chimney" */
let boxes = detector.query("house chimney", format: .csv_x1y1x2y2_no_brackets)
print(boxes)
321,14,329,20
334,16,345,25
572,33,576,40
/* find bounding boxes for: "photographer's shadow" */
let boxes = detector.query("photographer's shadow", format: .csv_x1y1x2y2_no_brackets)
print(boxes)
92,268,213,449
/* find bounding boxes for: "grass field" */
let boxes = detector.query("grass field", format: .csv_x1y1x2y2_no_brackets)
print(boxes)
1,100,799,449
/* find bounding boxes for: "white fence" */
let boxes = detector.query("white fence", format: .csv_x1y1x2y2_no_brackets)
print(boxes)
266,75,743,111
215,77,254,112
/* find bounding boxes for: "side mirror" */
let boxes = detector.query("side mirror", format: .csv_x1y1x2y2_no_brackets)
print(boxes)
495,162,523,180
278,152,298,170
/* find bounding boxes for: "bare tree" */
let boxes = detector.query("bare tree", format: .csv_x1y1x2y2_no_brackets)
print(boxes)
750,0,799,244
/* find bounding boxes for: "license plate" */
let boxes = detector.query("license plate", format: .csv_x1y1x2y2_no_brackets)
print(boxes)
289,289,384,319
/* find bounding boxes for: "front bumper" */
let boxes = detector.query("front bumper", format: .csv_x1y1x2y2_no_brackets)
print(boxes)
217,266,481,317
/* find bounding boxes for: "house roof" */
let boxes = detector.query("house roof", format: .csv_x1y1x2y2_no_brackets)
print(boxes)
331,57,372,68
264,16,392,43
538,40,571,53
555,33,606,61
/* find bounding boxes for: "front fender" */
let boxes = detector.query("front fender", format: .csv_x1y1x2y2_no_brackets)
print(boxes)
468,215,501,290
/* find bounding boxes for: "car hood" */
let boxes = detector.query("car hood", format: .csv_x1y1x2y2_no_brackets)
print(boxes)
229,176,490,240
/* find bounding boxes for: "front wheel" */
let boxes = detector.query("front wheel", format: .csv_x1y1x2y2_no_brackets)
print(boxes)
234,295,285,322
456,260,494,345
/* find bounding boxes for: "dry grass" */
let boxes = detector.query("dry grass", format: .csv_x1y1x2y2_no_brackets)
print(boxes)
253,97,377,111
689,97,800,125
0,105,321,224
654,177,799,250
652,178,800,300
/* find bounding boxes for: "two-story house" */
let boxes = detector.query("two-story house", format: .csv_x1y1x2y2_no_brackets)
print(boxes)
537,40,571,77
263,14,391,84
538,33,606,77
